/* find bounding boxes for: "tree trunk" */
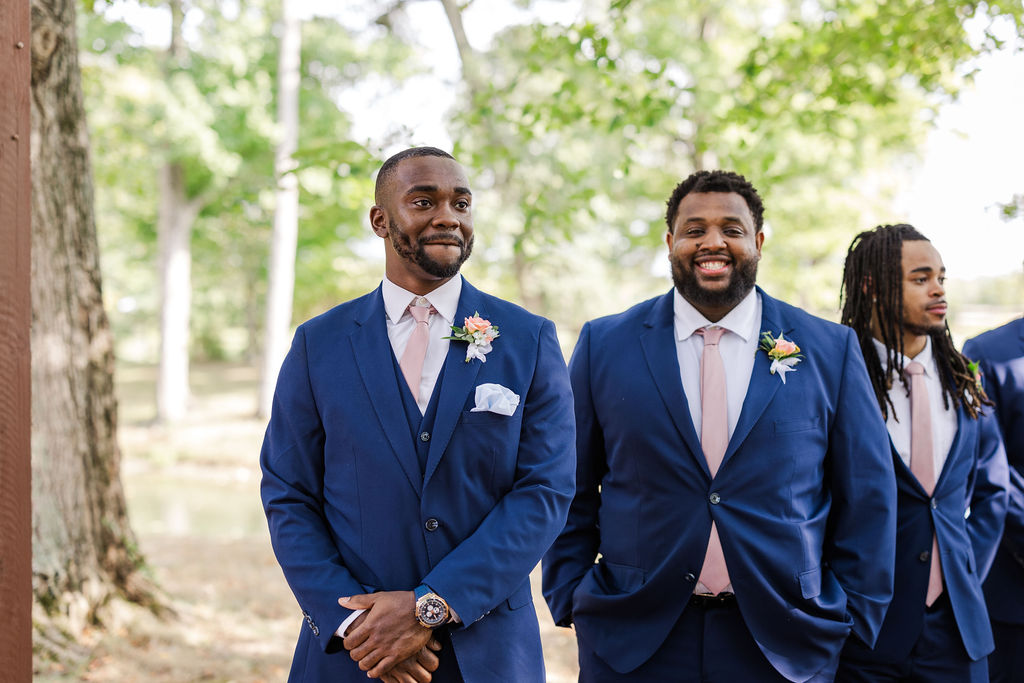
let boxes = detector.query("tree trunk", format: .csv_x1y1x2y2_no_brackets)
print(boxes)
30,0,155,644
155,0,197,423
156,162,198,422
258,0,301,419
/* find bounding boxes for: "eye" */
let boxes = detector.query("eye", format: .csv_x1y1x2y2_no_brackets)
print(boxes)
413,198,432,208
454,199,470,210
937,276,946,285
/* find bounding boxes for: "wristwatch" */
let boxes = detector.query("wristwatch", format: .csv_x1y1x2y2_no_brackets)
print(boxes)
414,585,450,629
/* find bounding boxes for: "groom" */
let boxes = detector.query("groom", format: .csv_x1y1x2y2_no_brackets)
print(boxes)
260,147,575,682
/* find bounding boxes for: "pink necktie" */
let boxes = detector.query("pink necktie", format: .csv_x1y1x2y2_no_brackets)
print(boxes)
906,361,943,606
400,304,433,403
696,326,730,594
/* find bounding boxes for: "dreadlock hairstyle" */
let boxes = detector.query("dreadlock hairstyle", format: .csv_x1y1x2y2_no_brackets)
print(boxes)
840,223,989,420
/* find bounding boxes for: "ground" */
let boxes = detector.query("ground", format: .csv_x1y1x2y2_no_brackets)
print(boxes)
33,362,580,682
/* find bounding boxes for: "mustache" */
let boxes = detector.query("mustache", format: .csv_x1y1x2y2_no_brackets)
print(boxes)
420,235,466,248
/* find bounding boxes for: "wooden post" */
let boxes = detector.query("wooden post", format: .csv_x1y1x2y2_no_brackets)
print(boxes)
0,0,33,680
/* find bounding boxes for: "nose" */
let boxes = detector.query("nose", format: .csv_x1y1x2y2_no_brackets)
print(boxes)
432,203,460,228
700,228,727,250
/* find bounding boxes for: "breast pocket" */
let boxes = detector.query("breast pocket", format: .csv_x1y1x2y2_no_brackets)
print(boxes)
773,417,822,435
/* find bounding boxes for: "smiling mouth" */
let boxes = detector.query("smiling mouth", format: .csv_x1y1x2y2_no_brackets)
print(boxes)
695,258,731,275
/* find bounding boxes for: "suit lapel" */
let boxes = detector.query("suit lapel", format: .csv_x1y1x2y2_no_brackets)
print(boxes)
423,280,485,486
934,406,966,493
723,290,783,467
639,292,706,475
350,287,422,497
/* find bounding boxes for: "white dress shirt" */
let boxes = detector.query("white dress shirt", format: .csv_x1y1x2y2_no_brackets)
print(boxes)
673,288,761,442
337,275,463,637
382,275,462,413
872,337,957,476
673,288,761,595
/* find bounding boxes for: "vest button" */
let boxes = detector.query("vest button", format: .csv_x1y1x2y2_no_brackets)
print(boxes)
919,551,930,562
709,492,721,505
684,573,697,583
425,518,439,531
420,431,431,442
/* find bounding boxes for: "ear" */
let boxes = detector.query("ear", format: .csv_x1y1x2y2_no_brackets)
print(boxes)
755,230,765,258
369,205,388,238
665,229,674,251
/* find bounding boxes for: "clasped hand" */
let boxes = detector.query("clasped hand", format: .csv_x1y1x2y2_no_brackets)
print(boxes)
339,591,441,682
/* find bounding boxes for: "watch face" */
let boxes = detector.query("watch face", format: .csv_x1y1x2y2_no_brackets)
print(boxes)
417,596,448,627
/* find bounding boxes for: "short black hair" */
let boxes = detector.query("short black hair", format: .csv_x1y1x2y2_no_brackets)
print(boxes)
374,146,456,204
665,170,765,232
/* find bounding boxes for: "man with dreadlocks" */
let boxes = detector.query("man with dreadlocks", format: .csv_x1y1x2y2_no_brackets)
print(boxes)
964,315,1024,683
837,223,1009,682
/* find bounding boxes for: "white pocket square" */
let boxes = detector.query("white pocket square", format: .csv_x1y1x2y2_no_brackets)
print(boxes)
470,383,520,416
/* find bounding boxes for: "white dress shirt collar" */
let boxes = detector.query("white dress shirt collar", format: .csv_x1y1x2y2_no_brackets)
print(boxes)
673,287,759,343
382,275,462,325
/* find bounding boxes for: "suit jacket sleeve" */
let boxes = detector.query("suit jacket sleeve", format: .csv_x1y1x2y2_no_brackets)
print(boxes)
966,407,1009,579
965,338,1024,566
824,328,898,647
260,326,364,652
421,319,576,625
541,322,605,627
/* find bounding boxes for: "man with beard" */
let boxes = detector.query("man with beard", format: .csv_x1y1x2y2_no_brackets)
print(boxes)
261,147,576,682
542,170,898,682
836,224,1008,682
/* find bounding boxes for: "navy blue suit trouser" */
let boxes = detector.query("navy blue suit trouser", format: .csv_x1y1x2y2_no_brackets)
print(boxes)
577,596,836,682
836,593,987,683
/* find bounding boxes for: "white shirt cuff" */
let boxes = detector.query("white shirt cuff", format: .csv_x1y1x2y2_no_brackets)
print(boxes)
336,608,366,638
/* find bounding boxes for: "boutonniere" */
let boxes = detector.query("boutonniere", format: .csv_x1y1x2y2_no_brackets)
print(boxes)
967,360,983,392
445,312,500,363
759,330,802,384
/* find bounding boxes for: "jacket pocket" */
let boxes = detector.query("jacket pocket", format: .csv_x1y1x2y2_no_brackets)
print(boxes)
602,560,647,593
799,566,821,599
506,580,533,610
774,417,822,434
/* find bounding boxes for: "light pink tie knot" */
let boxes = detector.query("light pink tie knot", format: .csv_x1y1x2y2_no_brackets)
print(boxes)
905,361,925,378
697,326,726,346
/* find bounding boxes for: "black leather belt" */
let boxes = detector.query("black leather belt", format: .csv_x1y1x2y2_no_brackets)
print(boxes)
689,592,737,608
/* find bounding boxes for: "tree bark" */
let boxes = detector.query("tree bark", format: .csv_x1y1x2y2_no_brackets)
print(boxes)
258,0,301,419
29,0,155,643
155,0,197,423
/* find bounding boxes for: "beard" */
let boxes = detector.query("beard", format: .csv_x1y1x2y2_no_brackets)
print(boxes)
902,318,946,337
670,252,759,314
388,219,473,279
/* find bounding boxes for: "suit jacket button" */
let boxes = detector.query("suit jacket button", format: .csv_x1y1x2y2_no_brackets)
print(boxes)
919,551,930,562
709,492,721,505
420,431,431,442
685,573,697,582
425,518,439,531
930,498,938,509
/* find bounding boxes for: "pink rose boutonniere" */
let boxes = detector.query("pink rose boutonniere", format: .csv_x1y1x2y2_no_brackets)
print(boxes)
759,330,802,384
445,312,500,363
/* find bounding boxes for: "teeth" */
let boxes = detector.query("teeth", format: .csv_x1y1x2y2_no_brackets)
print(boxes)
701,261,727,271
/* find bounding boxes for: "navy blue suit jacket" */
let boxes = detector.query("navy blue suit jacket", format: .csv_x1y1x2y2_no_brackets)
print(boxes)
542,288,897,683
965,318,1024,625
867,404,1007,662
260,279,576,682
